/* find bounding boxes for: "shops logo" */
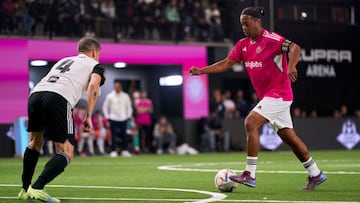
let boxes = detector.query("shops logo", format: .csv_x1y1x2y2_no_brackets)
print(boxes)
244,61,262,69
336,119,360,150
260,123,282,150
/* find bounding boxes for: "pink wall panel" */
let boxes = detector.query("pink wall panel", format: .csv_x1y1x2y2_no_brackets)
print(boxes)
0,38,208,123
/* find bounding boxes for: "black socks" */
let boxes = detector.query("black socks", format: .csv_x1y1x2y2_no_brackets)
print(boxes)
22,147,40,191
32,153,69,190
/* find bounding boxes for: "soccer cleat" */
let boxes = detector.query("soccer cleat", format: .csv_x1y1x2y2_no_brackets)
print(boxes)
302,172,327,191
27,186,61,202
229,171,256,187
18,188,28,200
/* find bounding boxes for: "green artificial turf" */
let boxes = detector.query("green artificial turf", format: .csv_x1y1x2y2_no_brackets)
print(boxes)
0,150,359,202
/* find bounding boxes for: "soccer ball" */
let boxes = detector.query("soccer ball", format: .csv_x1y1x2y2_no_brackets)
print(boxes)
214,169,237,192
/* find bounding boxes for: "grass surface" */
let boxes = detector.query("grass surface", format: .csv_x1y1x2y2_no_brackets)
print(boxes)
0,150,359,202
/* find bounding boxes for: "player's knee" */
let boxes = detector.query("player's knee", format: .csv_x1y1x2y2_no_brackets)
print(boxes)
244,115,258,132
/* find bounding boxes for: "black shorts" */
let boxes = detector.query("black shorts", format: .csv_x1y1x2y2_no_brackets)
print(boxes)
28,91,75,145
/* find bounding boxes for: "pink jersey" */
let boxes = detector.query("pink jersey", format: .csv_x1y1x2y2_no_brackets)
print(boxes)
136,98,153,126
228,29,293,101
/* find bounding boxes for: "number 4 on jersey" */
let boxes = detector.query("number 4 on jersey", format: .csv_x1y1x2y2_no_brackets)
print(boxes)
56,59,74,73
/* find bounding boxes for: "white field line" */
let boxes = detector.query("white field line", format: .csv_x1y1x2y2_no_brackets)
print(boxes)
0,184,226,203
0,184,359,203
157,162,360,175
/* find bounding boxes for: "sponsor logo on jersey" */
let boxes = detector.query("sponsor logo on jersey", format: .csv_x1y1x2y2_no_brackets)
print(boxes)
244,61,263,69
242,47,247,52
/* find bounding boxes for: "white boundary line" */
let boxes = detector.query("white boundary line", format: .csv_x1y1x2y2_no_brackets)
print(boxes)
0,184,226,203
157,162,360,175
1,184,359,203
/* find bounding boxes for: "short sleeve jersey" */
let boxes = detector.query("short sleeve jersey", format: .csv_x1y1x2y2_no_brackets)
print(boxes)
228,29,293,101
31,54,99,107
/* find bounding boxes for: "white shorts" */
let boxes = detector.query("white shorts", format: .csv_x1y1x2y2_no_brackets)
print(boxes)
252,97,293,132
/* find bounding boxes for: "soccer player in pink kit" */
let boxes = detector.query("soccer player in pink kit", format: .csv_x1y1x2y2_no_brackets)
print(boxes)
190,7,327,190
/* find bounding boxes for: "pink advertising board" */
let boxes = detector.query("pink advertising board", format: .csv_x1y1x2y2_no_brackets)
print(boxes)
0,39,208,123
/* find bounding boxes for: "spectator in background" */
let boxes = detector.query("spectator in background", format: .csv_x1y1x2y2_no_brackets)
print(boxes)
248,92,259,111
77,120,95,156
46,0,61,39
103,80,133,157
334,104,349,118
310,110,317,118
58,0,81,36
191,0,208,41
210,89,225,119
292,107,302,118
178,0,192,41
92,110,110,155
222,90,236,119
96,0,116,38
234,89,249,118
151,0,166,40
153,115,176,154
14,0,35,35
134,1,154,39
1,0,16,34
114,0,135,40
29,0,49,35
354,109,360,117
127,116,140,153
164,0,180,41
205,1,223,41
201,111,230,152
78,0,98,37
135,90,153,152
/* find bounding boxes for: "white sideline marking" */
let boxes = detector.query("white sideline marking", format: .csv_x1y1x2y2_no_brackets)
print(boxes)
0,184,226,203
157,162,360,175
1,184,359,203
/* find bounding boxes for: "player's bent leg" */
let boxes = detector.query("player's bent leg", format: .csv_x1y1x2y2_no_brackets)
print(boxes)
277,128,309,162
19,131,43,200
29,140,74,202
230,111,267,187
277,128,327,190
244,111,267,157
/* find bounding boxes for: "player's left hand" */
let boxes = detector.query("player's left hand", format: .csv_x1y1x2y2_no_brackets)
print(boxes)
83,117,93,132
288,67,298,82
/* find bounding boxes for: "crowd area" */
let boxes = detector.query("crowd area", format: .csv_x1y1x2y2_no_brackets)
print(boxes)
1,0,230,42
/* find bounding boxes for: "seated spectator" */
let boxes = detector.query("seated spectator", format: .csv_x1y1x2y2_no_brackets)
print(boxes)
201,111,230,152
29,0,49,35
191,0,209,41
205,2,223,41
92,110,110,155
14,0,35,35
133,1,154,39
164,0,180,41
234,89,248,118
1,0,16,34
151,0,166,40
210,89,225,119
95,0,115,38
78,0,98,37
222,90,236,119
127,116,140,154
153,116,176,154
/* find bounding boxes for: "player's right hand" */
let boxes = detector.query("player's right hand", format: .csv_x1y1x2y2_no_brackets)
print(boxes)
189,66,202,76
83,117,93,132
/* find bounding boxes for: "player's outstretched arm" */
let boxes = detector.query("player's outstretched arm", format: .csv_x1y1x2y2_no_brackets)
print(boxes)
288,42,301,82
84,73,102,132
189,58,237,76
